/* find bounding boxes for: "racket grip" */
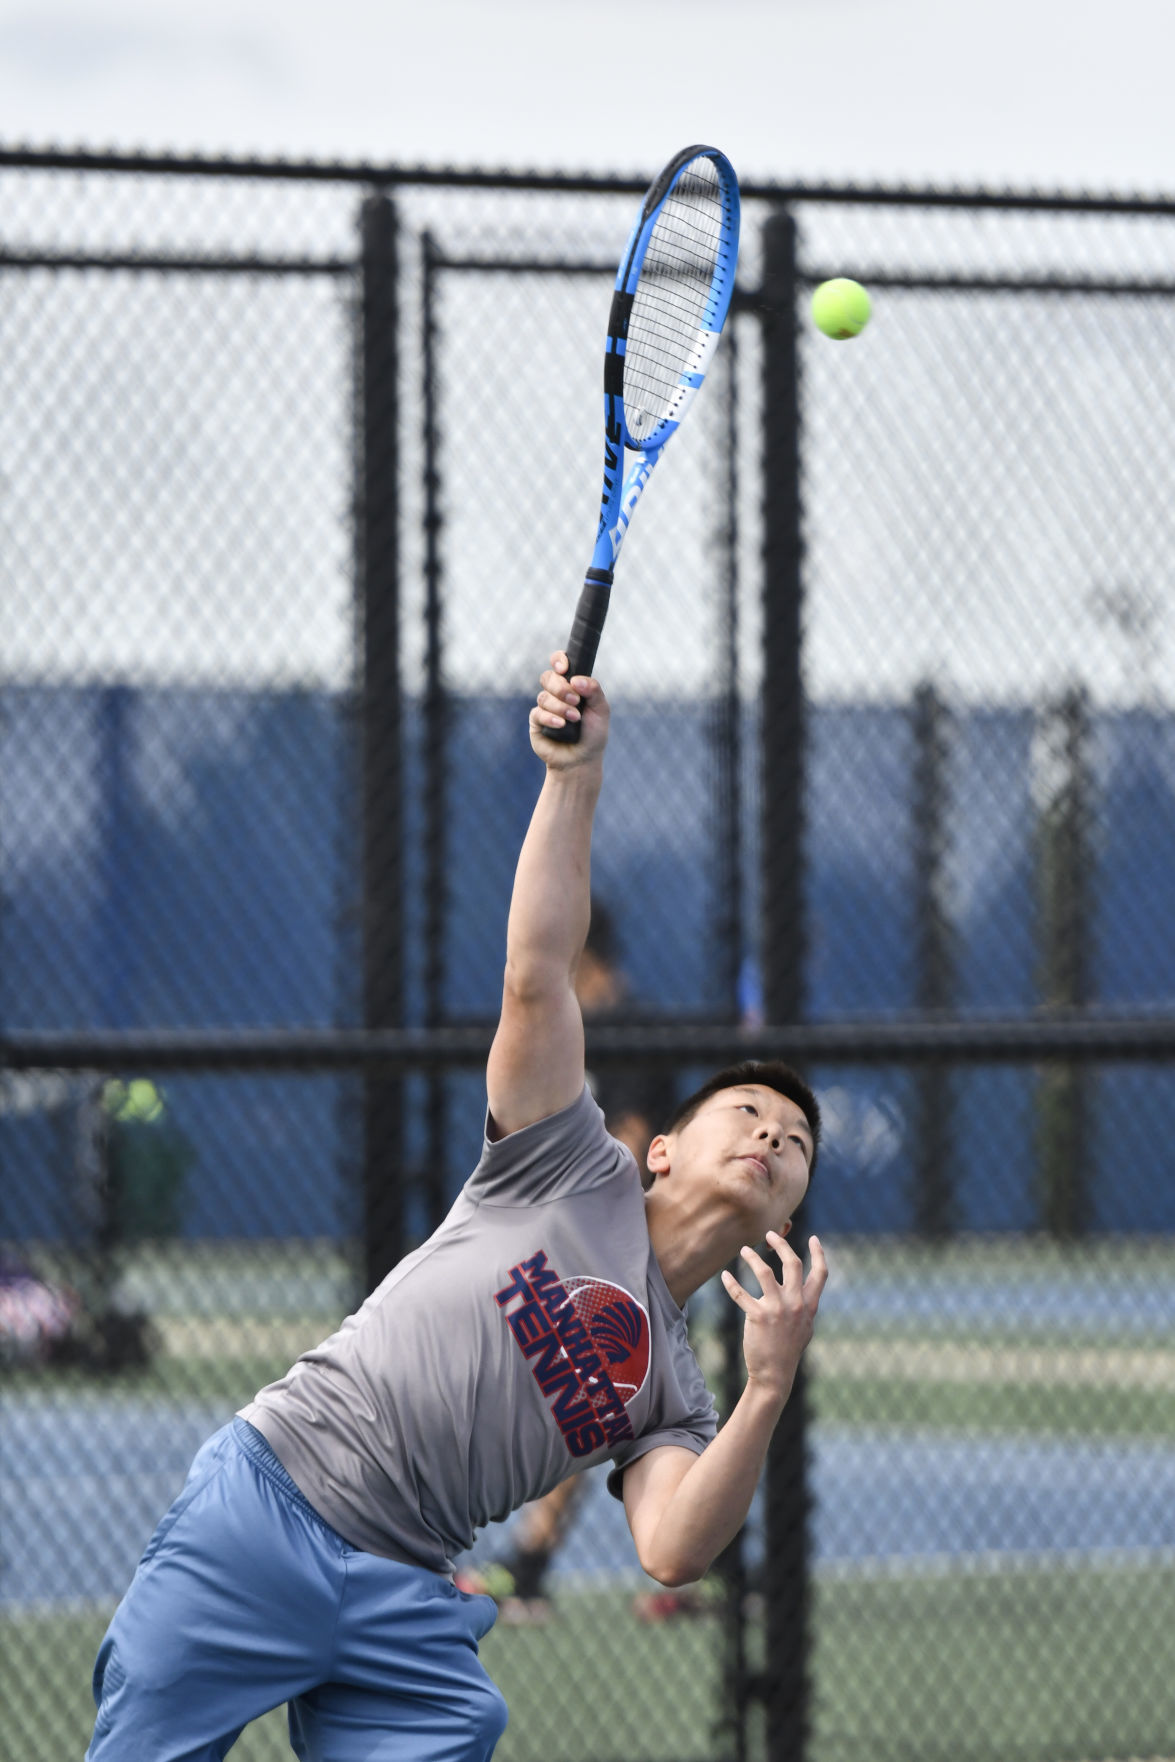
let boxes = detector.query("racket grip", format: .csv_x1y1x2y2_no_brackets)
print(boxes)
544,568,612,745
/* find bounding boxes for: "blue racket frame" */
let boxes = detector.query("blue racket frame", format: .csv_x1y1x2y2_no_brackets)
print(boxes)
550,145,740,740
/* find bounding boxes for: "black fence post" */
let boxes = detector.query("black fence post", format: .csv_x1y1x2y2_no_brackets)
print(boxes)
357,192,404,1293
759,205,810,1762
713,325,744,1020
1036,687,1092,1237
712,327,749,1762
421,231,449,1236
911,681,955,1237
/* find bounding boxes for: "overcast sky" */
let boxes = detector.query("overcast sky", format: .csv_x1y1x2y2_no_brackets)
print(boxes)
0,0,1171,193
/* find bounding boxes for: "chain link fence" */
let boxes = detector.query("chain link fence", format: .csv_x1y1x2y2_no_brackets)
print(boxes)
2,152,1174,1762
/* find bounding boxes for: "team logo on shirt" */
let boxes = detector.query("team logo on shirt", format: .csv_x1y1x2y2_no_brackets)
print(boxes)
494,1251,651,1458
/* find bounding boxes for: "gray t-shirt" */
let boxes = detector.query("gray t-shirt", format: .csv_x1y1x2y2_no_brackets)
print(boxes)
240,1087,718,1575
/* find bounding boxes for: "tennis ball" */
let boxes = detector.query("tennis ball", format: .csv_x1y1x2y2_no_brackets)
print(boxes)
811,278,871,340
109,1079,165,1124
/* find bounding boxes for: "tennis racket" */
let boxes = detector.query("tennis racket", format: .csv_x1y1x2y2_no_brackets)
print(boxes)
545,143,740,743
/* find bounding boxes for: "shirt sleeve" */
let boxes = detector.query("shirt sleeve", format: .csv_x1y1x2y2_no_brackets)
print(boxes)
604,1421,715,1502
465,1084,632,1206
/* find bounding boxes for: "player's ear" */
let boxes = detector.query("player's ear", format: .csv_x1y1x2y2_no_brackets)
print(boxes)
645,1133,672,1180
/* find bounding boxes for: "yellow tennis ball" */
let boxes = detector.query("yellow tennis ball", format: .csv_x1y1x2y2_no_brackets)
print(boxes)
113,1079,165,1124
811,278,871,340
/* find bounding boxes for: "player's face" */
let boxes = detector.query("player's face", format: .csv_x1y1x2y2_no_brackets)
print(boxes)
674,1085,814,1234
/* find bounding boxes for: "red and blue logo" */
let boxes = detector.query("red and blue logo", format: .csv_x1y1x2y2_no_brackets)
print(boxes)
495,1252,651,1458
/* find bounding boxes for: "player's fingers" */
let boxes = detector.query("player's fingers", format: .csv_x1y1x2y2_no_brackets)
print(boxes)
540,668,580,701
805,1234,830,1309
766,1229,803,1290
530,703,569,732
550,651,570,675
739,1243,777,1296
720,1268,752,1310
539,666,581,694
537,688,579,721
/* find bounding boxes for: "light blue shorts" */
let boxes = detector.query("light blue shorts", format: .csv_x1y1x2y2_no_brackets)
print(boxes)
87,1419,507,1762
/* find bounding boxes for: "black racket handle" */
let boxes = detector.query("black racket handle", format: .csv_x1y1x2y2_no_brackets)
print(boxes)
544,567,613,745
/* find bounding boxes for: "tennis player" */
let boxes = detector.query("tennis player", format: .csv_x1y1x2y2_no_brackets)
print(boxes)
86,652,826,1762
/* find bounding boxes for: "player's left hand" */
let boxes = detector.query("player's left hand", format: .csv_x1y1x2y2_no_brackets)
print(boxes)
721,1232,827,1406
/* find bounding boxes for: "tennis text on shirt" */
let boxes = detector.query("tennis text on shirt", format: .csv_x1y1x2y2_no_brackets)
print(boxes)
494,1250,649,1456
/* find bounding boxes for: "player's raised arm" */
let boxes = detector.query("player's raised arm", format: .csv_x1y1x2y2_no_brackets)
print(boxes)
486,652,611,1139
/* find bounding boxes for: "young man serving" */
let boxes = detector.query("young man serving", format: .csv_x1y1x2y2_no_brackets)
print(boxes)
86,655,826,1762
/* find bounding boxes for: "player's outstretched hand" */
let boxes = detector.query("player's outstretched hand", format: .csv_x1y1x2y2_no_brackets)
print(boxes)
722,1232,827,1408
529,651,610,769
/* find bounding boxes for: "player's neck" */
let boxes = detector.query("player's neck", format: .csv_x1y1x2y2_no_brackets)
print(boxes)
646,1196,745,1308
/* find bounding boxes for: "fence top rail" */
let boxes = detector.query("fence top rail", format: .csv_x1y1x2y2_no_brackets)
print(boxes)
3,143,1175,216
4,1015,1175,1073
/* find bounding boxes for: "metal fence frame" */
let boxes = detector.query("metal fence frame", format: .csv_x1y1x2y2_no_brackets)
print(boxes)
4,144,1175,1762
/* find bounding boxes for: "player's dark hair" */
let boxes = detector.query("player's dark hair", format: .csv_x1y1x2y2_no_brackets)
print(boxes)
663,1061,821,1174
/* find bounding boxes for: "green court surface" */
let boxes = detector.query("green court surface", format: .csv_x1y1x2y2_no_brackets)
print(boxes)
9,1564,1175,1762
811,1356,1175,1437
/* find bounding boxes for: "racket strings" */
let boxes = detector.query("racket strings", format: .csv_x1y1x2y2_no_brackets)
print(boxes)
624,159,728,442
